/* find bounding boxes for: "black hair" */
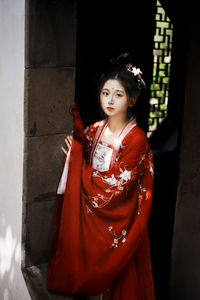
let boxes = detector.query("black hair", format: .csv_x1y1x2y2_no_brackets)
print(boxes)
97,65,146,119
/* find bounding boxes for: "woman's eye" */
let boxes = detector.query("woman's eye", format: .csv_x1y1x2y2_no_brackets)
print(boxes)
102,91,109,96
116,93,123,97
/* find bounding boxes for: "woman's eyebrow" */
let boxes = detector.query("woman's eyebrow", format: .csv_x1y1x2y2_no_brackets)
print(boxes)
116,89,124,93
102,88,124,93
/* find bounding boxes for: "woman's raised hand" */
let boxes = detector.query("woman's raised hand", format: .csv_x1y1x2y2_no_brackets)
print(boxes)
61,135,73,155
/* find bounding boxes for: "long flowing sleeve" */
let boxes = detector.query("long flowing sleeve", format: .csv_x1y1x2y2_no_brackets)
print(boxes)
46,104,155,300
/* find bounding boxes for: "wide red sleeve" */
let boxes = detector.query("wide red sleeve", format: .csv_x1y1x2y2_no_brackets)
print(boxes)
82,132,153,215
46,104,155,299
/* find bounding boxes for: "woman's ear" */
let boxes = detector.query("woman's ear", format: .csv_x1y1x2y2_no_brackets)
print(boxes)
128,96,137,107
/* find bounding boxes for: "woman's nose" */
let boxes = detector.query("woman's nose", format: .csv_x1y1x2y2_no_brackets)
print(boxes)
108,95,114,105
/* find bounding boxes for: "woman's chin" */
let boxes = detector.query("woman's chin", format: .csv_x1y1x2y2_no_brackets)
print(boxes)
104,109,116,116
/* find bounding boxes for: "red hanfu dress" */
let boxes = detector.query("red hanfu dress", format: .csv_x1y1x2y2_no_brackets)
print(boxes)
46,104,155,300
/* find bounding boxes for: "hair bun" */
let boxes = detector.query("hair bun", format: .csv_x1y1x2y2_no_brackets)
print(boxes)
110,52,130,66
110,53,146,91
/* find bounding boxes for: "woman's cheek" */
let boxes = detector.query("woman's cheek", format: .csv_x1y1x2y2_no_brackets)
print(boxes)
100,97,106,111
101,97,107,108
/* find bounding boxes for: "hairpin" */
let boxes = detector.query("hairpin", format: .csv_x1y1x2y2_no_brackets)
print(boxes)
110,52,130,65
125,63,142,77
125,63,146,90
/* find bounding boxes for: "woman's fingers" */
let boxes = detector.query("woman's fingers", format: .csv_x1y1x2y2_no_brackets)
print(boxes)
60,135,73,155
61,146,68,155
65,135,73,149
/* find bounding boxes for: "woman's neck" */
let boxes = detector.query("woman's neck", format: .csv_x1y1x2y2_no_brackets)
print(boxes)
107,115,128,134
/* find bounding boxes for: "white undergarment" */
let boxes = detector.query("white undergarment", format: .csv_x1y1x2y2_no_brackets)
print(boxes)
92,142,113,172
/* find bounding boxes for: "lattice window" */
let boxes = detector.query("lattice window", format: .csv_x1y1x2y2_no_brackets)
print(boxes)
148,0,173,137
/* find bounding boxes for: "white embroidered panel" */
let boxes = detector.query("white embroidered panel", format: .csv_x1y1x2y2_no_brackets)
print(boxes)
92,143,113,172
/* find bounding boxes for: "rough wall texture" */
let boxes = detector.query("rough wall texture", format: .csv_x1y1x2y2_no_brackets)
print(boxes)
22,0,78,299
25,0,76,67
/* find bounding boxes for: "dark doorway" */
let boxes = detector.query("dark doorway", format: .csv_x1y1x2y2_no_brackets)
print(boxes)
75,1,186,300
75,0,156,132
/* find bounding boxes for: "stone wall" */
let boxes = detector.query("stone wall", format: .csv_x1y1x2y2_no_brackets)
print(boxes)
22,1,78,299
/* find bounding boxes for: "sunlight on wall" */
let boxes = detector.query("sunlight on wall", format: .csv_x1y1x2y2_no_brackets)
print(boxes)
0,225,21,279
0,0,31,299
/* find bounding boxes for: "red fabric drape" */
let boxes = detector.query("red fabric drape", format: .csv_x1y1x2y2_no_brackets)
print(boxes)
46,104,155,300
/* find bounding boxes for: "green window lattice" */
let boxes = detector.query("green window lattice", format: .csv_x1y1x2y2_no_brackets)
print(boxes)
148,0,173,137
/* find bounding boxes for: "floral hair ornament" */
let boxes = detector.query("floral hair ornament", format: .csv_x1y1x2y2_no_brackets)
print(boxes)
108,53,146,90
125,63,142,77
125,63,146,90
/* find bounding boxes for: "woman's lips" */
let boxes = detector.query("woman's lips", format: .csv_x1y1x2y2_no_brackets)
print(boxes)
107,107,114,111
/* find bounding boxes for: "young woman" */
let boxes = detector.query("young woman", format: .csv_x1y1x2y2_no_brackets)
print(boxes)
46,61,155,300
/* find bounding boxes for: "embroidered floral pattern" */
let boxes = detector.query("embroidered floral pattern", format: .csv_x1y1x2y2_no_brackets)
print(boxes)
144,150,154,178
85,164,134,208
83,191,115,208
92,163,133,189
137,180,148,215
84,126,95,149
108,226,128,248
84,148,153,210
105,174,118,186
86,204,93,215
119,169,132,181
84,124,154,214
136,150,154,215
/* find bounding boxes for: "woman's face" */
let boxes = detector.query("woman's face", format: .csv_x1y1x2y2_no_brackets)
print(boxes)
100,79,130,119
